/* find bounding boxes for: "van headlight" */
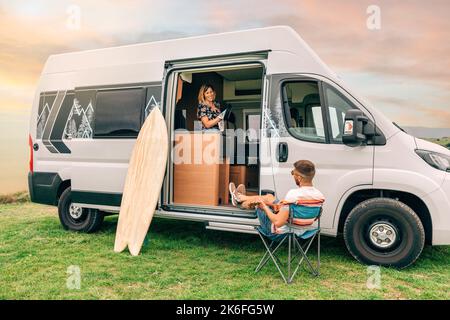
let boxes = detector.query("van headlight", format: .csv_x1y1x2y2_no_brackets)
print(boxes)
415,149,450,172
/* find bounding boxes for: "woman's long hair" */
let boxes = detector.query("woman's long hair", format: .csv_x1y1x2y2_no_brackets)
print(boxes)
197,84,215,105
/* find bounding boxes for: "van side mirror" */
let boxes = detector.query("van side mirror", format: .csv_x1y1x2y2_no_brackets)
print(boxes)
342,109,368,147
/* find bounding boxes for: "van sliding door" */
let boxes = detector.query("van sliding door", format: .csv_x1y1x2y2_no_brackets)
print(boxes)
160,52,269,213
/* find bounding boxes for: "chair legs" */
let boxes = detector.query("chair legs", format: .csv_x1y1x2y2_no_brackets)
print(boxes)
255,236,286,273
256,230,321,284
292,234,320,278
318,231,320,275
256,232,289,284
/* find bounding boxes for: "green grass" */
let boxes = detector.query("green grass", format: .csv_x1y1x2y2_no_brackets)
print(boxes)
0,191,30,204
424,137,450,149
0,201,449,300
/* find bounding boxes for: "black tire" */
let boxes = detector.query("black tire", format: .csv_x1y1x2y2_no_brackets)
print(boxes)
58,187,104,233
343,198,425,269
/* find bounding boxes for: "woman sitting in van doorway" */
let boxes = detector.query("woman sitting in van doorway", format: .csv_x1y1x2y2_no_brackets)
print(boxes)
197,84,226,131
229,160,325,235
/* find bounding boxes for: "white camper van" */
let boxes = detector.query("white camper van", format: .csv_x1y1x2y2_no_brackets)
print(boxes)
28,26,450,268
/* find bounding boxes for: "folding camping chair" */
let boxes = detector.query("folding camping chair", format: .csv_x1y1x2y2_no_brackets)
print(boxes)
255,203,322,284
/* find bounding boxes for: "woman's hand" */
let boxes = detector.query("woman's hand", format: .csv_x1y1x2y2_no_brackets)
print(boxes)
217,110,226,120
201,115,222,129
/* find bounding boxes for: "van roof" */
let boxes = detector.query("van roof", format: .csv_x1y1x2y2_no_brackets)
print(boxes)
36,26,399,140
42,25,335,77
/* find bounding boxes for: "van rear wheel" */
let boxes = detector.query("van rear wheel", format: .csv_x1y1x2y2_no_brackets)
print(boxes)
343,198,425,269
58,187,104,233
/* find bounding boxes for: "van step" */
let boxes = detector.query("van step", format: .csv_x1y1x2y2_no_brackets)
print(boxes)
205,222,258,235
162,204,256,219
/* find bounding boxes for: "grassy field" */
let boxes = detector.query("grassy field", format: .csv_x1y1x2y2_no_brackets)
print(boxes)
424,137,450,149
0,200,449,300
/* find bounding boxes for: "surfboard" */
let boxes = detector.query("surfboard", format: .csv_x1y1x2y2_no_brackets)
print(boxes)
114,107,168,256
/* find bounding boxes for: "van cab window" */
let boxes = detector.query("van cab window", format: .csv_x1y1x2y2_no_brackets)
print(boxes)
323,84,356,144
94,88,145,138
281,81,326,143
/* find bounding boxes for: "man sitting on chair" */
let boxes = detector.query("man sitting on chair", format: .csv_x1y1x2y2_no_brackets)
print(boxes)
229,160,324,235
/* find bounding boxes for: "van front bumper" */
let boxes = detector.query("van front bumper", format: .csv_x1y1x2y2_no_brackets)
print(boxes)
424,173,450,245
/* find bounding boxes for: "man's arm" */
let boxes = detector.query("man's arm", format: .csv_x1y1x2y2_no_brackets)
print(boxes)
259,202,289,228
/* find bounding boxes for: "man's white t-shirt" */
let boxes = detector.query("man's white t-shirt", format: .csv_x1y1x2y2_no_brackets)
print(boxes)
271,186,325,235
284,186,325,204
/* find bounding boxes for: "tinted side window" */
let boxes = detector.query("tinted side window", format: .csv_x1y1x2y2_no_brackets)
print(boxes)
282,81,326,143
94,88,145,138
324,85,356,144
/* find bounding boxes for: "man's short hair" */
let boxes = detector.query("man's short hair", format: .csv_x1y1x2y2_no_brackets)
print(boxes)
293,160,316,181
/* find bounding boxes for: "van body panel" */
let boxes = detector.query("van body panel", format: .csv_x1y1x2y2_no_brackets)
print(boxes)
422,175,450,245
267,138,374,230
42,26,333,78
31,74,162,203
38,63,163,91
266,50,335,78
69,139,134,194
331,184,376,230
373,131,445,197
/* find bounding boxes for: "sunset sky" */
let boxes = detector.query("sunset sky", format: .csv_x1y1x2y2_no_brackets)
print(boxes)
0,0,449,194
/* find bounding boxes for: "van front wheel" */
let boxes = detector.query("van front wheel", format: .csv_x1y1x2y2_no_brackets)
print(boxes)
58,187,104,233
343,198,425,269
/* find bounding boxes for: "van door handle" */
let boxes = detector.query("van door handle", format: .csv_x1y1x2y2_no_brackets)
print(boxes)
276,142,288,162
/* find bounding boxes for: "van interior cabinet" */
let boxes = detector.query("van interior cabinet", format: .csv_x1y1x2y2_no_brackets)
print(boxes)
218,158,230,205
229,165,246,187
173,132,229,206
229,165,259,195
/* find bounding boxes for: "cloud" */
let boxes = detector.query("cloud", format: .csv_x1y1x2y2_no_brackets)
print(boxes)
0,0,448,128
266,0,450,91
418,108,450,128
0,9,101,112
364,93,450,127
0,6,121,75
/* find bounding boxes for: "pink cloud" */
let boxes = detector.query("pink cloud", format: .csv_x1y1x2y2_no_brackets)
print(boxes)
270,0,450,90
0,0,448,128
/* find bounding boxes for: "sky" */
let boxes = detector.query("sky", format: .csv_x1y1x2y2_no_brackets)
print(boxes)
0,0,449,194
